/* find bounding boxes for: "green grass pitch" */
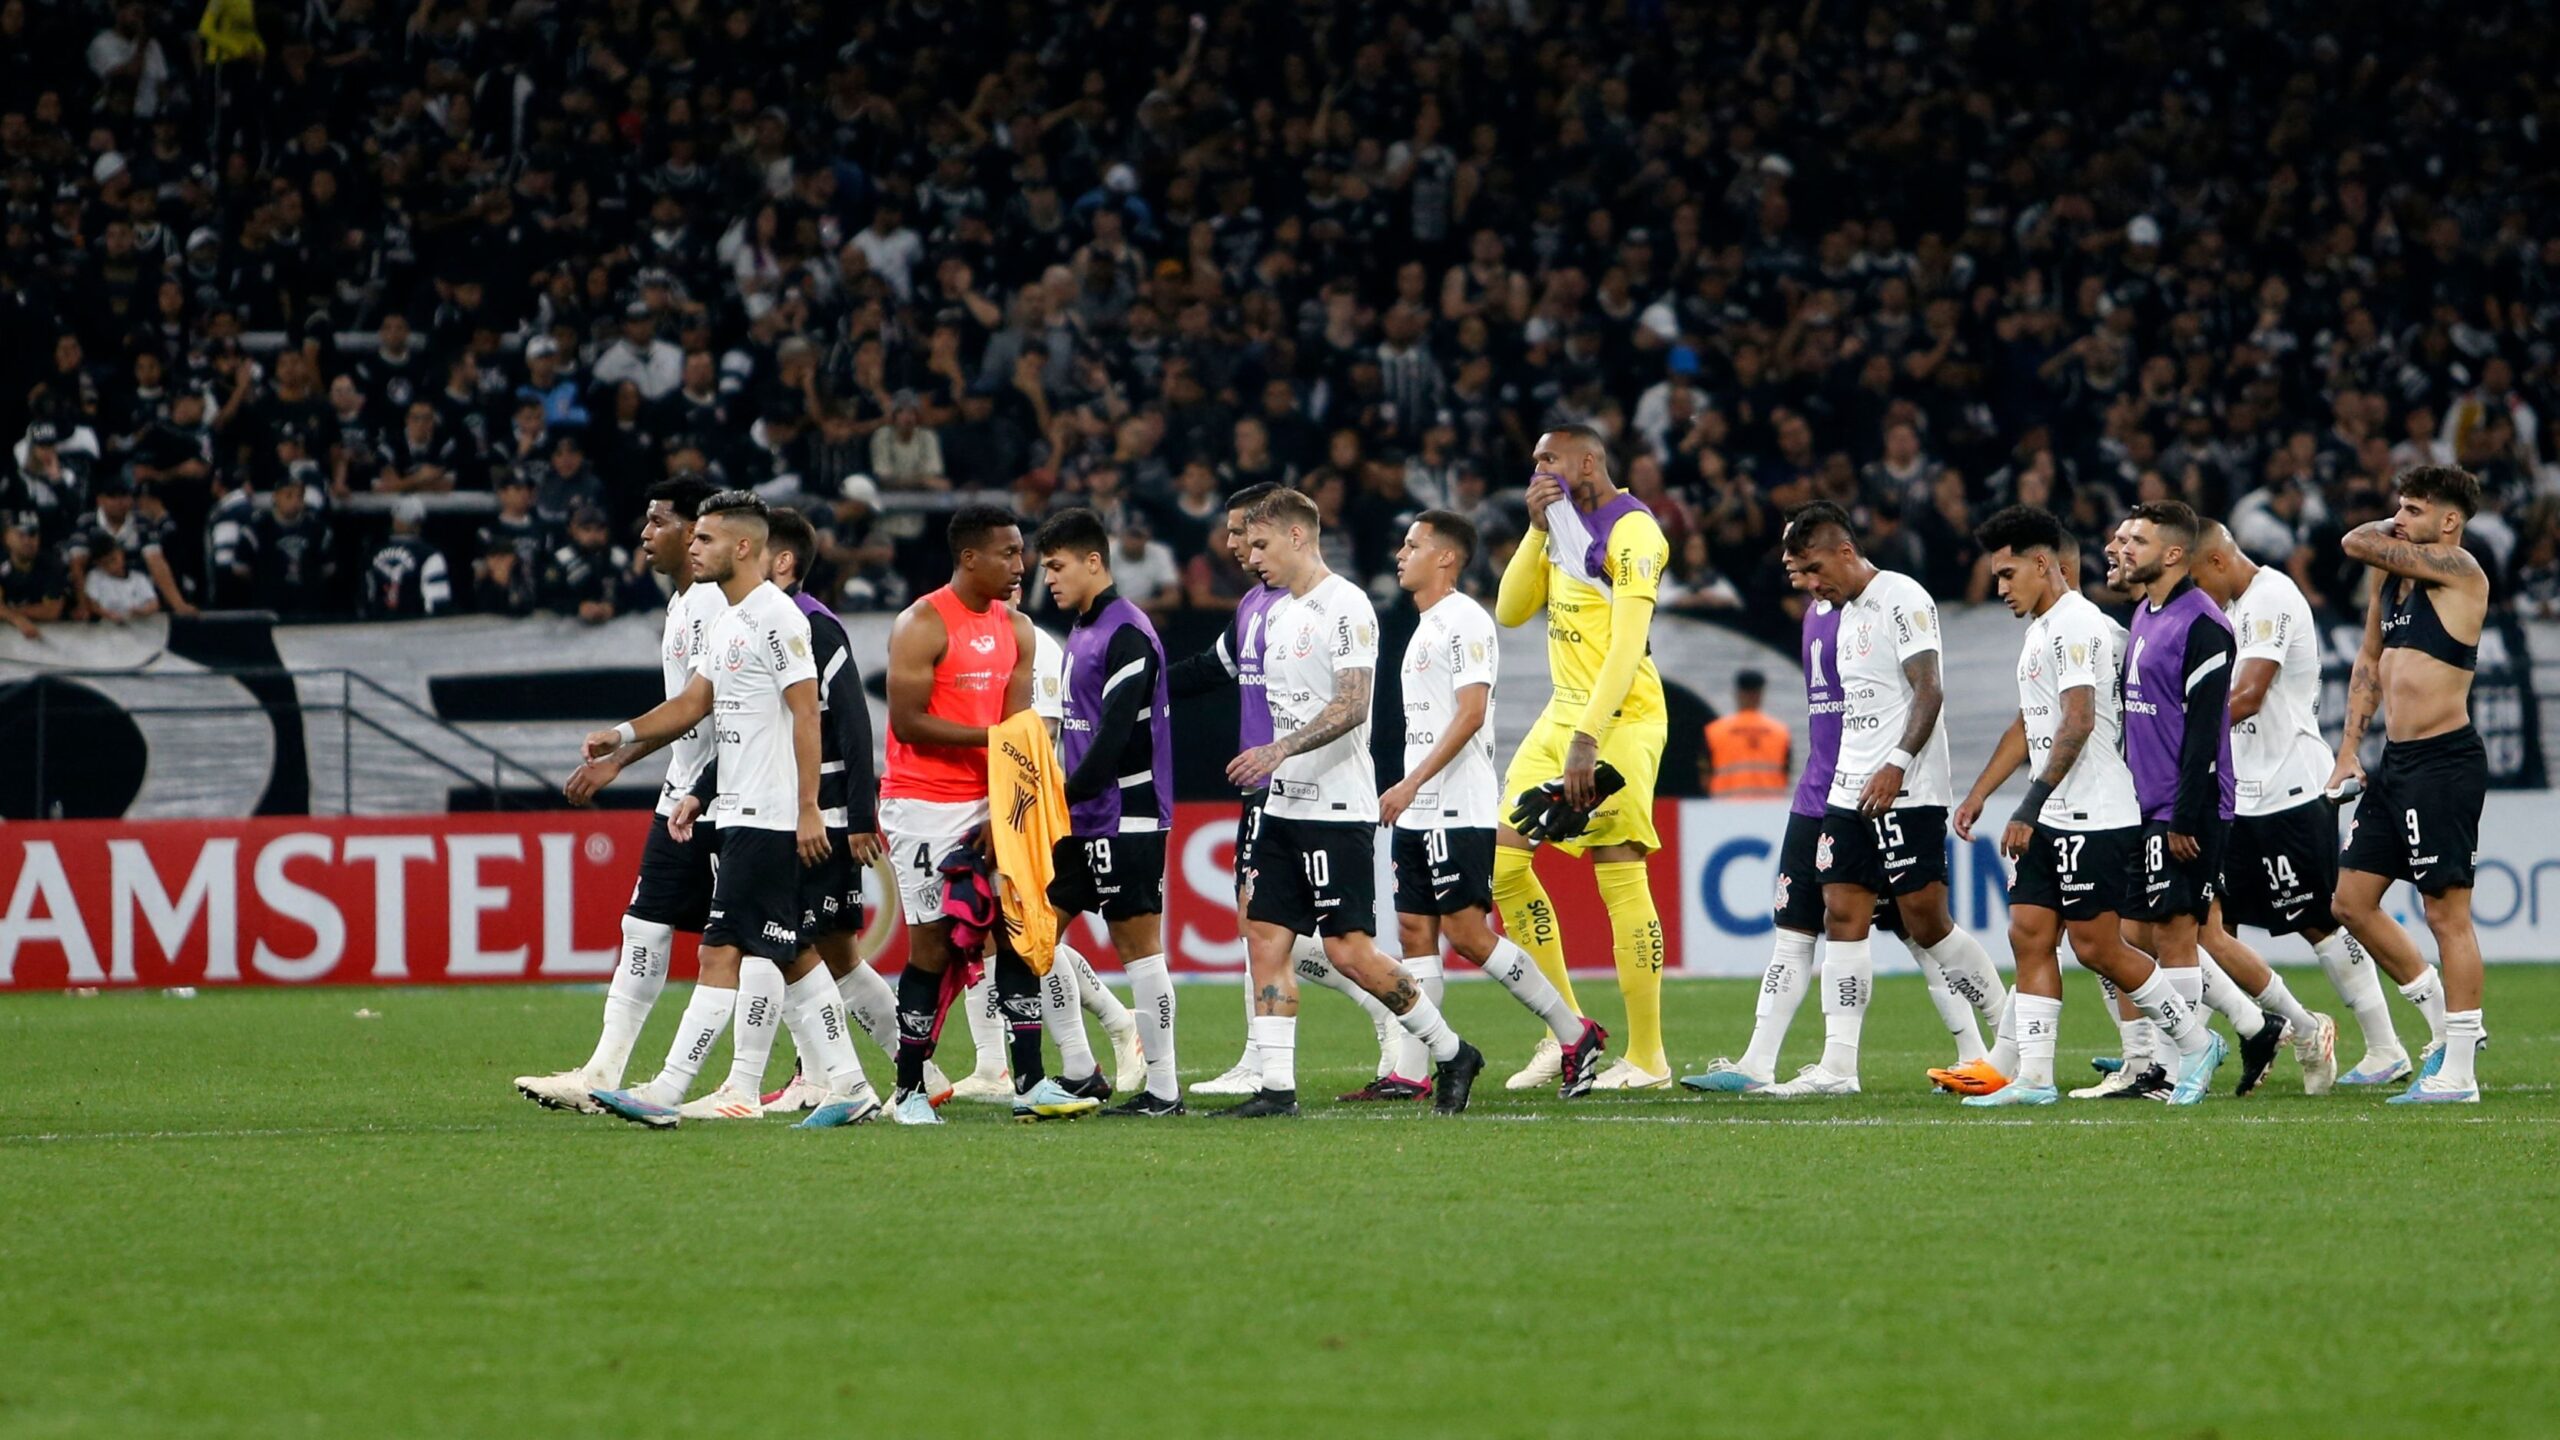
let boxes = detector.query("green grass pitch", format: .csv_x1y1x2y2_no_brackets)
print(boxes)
4,969,2556,1439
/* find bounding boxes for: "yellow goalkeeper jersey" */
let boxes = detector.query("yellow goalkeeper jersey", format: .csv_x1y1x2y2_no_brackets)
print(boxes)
1509,504,1670,733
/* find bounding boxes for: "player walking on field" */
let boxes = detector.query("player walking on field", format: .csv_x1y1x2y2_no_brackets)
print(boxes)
581,492,884,1129
2331,466,2493,1104
1954,507,2226,1106
1217,488,1486,1117
1756,502,2008,1097
1383,511,1607,1095
877,506,1100,1125
520,476,719,1112
1491,424,1675,1092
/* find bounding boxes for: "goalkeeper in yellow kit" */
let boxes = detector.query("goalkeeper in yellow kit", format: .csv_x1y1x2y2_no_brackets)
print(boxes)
1493,424,1673,1091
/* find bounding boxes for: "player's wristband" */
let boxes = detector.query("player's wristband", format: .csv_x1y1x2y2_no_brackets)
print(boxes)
1885,748,1916,772
2008,779,2055,828
614,722,637,746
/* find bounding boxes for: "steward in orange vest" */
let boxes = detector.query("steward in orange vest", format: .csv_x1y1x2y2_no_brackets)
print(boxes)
1700,669,1791,798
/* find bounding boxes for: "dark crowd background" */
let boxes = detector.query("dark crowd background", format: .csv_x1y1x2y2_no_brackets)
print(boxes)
8,0,2560,647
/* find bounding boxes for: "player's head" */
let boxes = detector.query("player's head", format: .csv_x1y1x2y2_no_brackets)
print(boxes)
1973,504,2069,618
1532,423,1614,509
642,474,716,578
2054,527,2084,590
2118,500,2200,589
947,503,1025,602
1243,487,1323,589
1034,506,1114,613
765,505,817,594
2187,520,2251,605
2393,464,2481,547
1224,481,1281,569
690,490,770,585
1395,509,1476,597
1734,668,1766,709
1780,501,1865,605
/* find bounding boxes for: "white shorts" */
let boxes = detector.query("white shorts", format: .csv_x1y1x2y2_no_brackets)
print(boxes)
878,796,990,924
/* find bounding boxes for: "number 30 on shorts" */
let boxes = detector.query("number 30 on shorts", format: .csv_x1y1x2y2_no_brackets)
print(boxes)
1302,849,1331,887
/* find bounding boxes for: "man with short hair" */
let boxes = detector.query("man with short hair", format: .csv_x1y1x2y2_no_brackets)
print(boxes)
2330,466,2493,1103
1383,510,1604,1098
1219,488,1488,1117
1700,669,1791,798
576,491,884,1129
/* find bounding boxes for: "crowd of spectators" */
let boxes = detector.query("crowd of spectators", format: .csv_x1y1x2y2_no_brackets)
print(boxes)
7,0,2560,641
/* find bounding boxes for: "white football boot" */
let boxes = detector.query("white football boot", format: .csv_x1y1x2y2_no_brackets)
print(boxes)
515,1068,608,1114
1505,1035,1564,1091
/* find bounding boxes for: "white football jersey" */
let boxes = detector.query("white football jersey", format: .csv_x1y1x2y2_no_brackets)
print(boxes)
1397,591,1500,830
2227,568,2332,817
1030,625,1066,725
1262,572,1380,823
1827,567,1953,810
692,580,819,834
654,581,726,817
2016,591,2141,830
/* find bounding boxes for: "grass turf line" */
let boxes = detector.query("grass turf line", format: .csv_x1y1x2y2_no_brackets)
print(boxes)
2,970,2555,1439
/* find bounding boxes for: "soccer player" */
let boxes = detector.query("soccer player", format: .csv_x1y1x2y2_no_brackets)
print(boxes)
1218,488,1486,1117
2330,466,2492,1104
2186,522,2376,1093
518,476,720,1112
582,492,884,1128
878,504,1101,1124
1491,424,1674,1092
1169,483,1409,1098
1755,502,2008,1097
1683,557,1841,1092
1384,511,1607,1095
1955,506,2224,1106
2112,500,2240,1102
1032,507,1185,1117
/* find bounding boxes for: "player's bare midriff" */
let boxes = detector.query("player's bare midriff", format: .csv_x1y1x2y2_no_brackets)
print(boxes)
2379,643,2473,743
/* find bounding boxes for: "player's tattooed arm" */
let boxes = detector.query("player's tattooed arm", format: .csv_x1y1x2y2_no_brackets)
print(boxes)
1227,668,1373,787
2330,588,2385,791
2342,521,2487,591
2036,685,2094,789
1893,650,1944,756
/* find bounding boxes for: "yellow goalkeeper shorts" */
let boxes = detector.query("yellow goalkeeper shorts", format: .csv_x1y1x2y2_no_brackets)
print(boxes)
1500,712,1664,857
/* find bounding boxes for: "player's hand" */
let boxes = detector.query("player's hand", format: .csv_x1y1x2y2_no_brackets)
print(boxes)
1951,795,1983,841
1858,764,1903,818
1999,818,2033,861
582,727,624,762
797,806,832,867
1379,778,1419,829
2324,754,2365,797
1563,732,1600,810
1523,471,1564,528
847,831,881,864
2168,830,2199,863
564,755,621,806
667,794,702,842
1227,743,1286,789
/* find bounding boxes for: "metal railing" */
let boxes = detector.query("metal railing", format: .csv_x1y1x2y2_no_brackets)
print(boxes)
8,666,556,818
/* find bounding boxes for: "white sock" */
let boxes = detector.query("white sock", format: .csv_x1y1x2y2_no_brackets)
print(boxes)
2255,973,2319,1039
2166,964,2204,1012
1042,957,1099,1080
585,915,673,1085
1392,987,1463,1064
2126,970,2208,1055
2313,932,2402,1056
1064,941,1134,1036
639,983,736,1104
2441,1009,2484,1089
1294,934,1403,1073
1125,952,1179,1100
1985,992,2019,1076
964,970,1006,1080
2399,966,2449,1049
721,960,786,1095
1481,936,1581,1045
836,961,900,1054
2015,993,2062,1088
1249,1014,1297,1092
2126,1018,2161,1067
1818,938,1873,1078
1917,957,1988,1064
785,966,872,1095
1923,928,2007,1029
2200,956,2270,1036
1740,930,1816,1075
1235,970,1261,1073
1394,954,1441,1077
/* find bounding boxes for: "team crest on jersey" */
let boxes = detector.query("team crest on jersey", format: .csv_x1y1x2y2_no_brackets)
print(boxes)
1815,832,1835,871
1411,646,1431,672
2024,650,2042,680
969,633,998,654
722,633,749,671
1855,623,1873,657
1293,626,1315,658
